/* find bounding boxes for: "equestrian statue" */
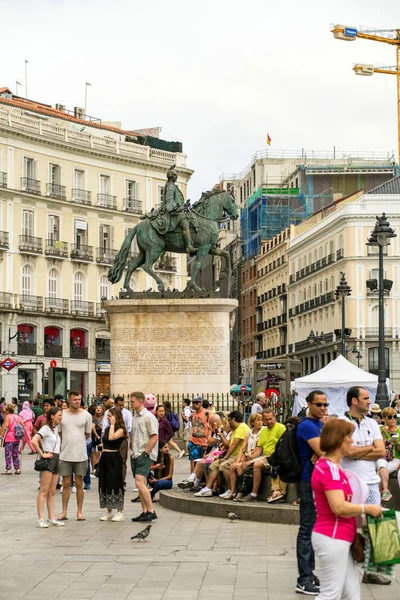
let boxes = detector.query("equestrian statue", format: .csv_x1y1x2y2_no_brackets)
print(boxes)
108,165,238,292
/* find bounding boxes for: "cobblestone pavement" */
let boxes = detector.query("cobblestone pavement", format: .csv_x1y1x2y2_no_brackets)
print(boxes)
0,452,398,600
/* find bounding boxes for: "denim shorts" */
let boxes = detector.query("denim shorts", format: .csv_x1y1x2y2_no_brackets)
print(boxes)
131,452,153,478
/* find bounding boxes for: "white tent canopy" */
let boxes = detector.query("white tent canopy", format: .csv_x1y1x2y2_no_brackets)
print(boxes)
292,355,384,416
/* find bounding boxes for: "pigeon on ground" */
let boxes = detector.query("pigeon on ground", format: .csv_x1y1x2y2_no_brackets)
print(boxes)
131,524,152,542
226,510,241,522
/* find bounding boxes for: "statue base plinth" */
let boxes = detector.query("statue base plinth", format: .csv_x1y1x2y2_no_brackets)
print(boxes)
103,298,238,395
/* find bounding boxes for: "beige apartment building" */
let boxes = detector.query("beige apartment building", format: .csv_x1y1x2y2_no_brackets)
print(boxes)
0,87,192,400
287,184,400,389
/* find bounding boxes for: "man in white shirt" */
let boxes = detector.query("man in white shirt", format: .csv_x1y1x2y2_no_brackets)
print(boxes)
102,395,132,482
251,392,266,414
181,398,193,456
341,386,387,586
57,391,92,521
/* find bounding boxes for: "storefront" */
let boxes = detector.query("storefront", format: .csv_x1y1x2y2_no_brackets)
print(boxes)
253,359,302,397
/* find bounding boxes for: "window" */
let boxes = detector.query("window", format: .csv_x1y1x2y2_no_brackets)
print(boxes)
100,275,110,299
74,169,85,189
48,268,59,298
21,265,32,295
99,224,114,250
126,180,137,200
48,215,60,241
74,272,84,301
49,164,61,185
74,220,88,247
22,210,34,237
100,175,110,194
23,157,35,179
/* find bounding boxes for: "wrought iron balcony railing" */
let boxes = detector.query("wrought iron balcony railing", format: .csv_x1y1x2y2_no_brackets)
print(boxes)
72,188,91,205
19,235,43,254
70,300,94,317
97,193,117,209
21,177,41,195
45,297,69,314
123,198,143,214
96,248,117,265
71,244,94,262
45,239,68,258
0,231,9,249
46,183,66,200
19,294,43,312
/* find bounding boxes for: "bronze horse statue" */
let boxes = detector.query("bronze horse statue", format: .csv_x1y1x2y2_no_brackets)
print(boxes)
108,190,238,292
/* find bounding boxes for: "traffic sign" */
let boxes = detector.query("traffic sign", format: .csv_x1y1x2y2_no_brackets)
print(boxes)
50,360,57,368
0,357,17,371
240,385,247,392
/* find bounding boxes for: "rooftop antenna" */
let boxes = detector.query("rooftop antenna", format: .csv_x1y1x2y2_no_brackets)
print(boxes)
24,59,28,97
16,80,21,96
85,82,91,117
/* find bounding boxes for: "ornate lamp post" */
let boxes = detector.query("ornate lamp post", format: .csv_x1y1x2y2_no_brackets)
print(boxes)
307,330,326,371
335,272,351,357
367,213,396,408
351,345,363,368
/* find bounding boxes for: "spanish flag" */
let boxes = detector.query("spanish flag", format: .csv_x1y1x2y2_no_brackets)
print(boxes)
266,133,271,146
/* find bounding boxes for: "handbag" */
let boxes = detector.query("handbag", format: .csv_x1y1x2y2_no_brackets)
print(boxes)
367,509,400,565
350,532,365,563
33,433,58,472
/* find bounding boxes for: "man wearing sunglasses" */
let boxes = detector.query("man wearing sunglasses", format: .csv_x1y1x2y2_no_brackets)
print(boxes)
295,390,327,596
341,386,388,585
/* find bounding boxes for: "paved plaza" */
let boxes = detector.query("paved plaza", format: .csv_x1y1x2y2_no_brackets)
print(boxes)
0,454,399,600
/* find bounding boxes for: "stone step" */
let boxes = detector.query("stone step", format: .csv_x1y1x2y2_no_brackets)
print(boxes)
159,488,300,524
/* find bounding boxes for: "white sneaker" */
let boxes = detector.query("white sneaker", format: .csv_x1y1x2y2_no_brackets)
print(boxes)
219,490,234,500
111,512,124,522
36,519,48,528
194,488,212,497
178,450,185,458
100,512,113,521
60,486,63,493
71,487,77,493
47,519,65,527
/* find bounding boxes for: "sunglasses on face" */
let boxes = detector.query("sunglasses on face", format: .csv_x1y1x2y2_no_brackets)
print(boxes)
311,402,329,408
386,416,397,420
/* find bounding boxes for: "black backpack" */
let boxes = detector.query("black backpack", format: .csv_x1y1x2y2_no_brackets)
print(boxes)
268,418,314,483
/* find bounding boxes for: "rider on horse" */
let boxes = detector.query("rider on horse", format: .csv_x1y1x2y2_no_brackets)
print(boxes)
144,165,196,255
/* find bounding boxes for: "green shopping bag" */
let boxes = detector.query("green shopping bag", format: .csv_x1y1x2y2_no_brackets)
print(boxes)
367,510,400,565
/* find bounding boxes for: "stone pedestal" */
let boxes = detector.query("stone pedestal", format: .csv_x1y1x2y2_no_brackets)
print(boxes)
103,298,238,395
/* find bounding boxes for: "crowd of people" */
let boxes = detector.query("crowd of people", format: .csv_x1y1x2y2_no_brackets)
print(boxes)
1,386,399,597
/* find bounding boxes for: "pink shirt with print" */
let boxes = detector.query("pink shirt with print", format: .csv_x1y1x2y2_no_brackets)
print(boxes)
311,457,357,543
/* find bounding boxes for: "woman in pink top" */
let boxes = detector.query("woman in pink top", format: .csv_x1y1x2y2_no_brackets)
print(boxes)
19,401,37,454
311,418,382,600
0,404,24,474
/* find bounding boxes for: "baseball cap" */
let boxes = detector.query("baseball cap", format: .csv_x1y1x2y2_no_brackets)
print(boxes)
370,403,381,414
192,396,202,404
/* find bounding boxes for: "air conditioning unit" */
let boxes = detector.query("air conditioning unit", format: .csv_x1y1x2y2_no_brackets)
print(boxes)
55,103,65,112
74,106,84,119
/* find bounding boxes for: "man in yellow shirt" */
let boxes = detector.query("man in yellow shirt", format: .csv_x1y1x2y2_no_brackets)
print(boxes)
243,411,286,503
194,411,250,499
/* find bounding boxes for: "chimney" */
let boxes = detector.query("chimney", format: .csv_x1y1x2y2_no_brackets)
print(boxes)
74,106,84,119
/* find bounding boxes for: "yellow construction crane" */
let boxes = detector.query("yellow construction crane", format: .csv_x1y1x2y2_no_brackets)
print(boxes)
331,24,400,161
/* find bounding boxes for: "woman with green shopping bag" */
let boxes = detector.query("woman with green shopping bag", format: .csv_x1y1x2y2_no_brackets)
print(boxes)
311,418,382,600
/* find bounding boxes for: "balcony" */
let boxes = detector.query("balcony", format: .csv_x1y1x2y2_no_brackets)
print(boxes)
96,345,110,361
155,256,177,272
0,292,13,309
70,345,88,359
96,247,117,265
0,172,7,187
257,322,264,332
336,248,344,260
71,244,94,262
72,188,91,205
321,257,327,267
364,327,395,339
21,177,41,195
328,253,335,264
97,193,117,210
96,303,107,318
311,262,316,272
289,308,295,318
0,231,9,249
44,344,63,358
19,235,43,254
18,342,37,356
123,198,143,214
295,332,334,352
289,274,295,284
19,294,43,312
45,239,68,259
71,300,94,317
46,183,66,200
45,297,69,314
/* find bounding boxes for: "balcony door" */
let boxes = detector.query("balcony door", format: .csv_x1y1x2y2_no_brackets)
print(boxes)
21,265,32,296
22,210,34,237
49,164,61,186
48,215,60,242
75,169,84,190
74,221,87,248
99,224,113,251
48,268,59,299
23,157,35,179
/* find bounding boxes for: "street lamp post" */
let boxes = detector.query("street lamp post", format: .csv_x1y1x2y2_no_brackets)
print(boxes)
351,345,363,368
367,213,396,408
335,272,351,357
307,330,326,372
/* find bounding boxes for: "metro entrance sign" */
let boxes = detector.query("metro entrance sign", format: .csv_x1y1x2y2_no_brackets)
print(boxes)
0,357,17,371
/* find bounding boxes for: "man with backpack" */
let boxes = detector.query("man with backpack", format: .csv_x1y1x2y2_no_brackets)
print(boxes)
164,401,184,458
294,390,327,596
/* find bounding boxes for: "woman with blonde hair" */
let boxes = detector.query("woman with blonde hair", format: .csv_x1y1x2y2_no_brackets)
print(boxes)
377,406,400,502
311,418,382,600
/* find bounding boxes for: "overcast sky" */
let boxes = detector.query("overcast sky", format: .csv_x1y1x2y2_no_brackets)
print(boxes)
2,0,400,199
